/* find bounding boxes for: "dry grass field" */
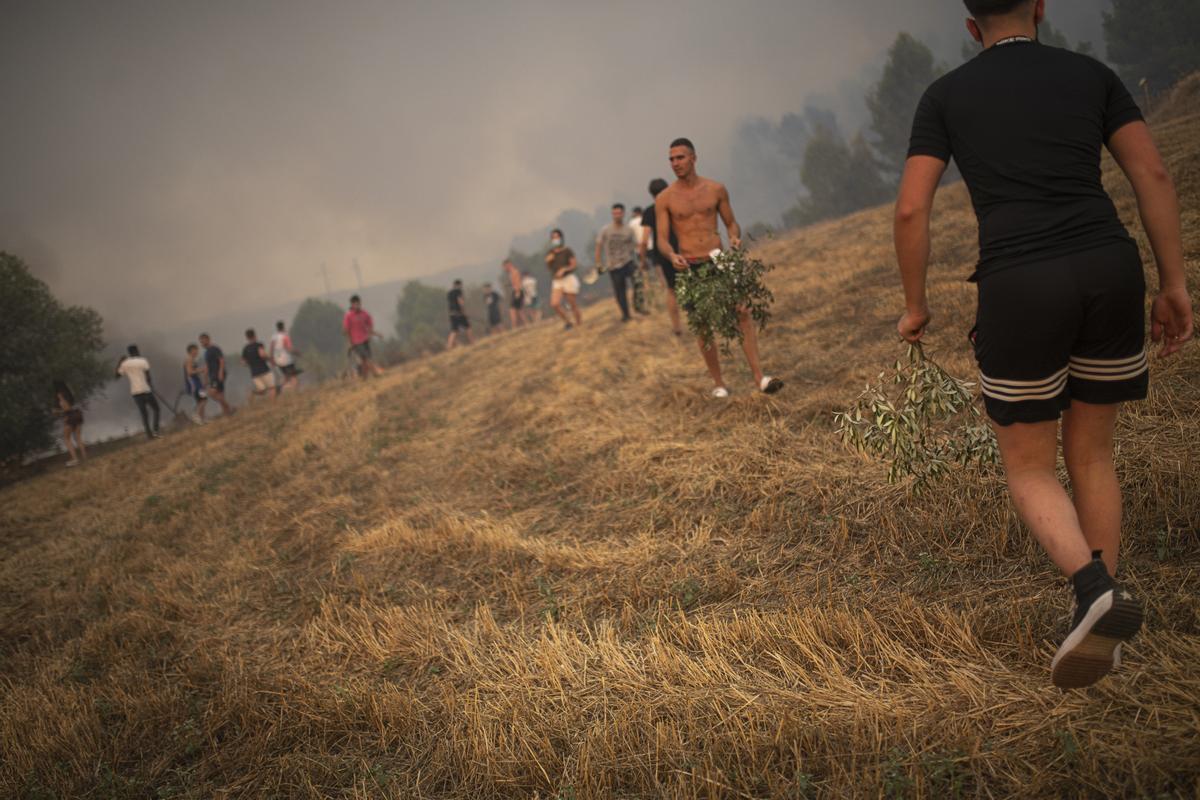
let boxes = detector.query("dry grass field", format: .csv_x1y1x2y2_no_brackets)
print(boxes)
3,83,1199,799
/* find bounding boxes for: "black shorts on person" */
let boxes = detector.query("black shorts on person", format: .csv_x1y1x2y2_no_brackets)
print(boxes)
510,290,524,310
450,314,470,332
658,255,679,291
209,377,225,393
281,364,299,377
973,240,1148,426
351,341,372,360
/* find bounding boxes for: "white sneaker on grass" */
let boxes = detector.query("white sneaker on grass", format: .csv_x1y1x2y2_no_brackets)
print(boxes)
711,386,730,399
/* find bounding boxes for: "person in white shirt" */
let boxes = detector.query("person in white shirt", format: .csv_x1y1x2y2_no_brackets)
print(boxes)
116,344,161,439
270,320,301,393
521,271,540,323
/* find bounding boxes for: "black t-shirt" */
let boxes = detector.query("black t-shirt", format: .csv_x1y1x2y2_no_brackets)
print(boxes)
642,201,679,267
908,41,1143,280
485,290,501,320
448,288,465,316
242,342,270,377
204,345,224,377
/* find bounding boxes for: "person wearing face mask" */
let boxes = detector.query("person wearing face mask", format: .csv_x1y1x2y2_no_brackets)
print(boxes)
545,228,583,330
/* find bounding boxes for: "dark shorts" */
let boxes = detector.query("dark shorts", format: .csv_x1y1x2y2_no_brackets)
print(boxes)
658,256,679,291
208,377,225,393
64,408,84,428
510,290,524,310
450,314,470,332
281,364,299,377
188,375,207,401
974,241,1148,426
351,341,372,360
488,315,502,327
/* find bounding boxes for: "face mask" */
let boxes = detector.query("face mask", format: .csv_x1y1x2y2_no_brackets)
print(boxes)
551,238,563,248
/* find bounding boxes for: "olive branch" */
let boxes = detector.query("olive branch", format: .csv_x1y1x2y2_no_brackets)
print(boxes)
834,343,999,494
674,248,774,355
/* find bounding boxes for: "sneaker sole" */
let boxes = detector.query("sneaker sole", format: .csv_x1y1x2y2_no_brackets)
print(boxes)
762,378,784,394
1051,590,1142,689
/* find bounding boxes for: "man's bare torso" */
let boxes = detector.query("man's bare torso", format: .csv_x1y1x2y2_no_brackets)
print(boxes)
661,177,725,260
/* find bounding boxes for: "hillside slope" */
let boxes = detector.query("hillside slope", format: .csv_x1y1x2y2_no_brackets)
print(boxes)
2,103,1198,797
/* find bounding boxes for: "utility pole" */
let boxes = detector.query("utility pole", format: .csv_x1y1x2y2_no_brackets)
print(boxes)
352,258,364,292
320,262,331,297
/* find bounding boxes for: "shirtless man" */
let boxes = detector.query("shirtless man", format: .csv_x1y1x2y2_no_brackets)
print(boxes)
655,137,783,397
503,259,524,329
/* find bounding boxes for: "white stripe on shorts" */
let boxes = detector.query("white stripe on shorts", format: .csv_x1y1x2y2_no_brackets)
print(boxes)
1069,350,1148,382
980,366,1070,401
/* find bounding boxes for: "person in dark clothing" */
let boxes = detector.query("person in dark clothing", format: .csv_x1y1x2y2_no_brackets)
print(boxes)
894,0,1193,688
446,279,474,349
241,328,277,403
198,332,235,416
641,177,684,335
483,283,503,334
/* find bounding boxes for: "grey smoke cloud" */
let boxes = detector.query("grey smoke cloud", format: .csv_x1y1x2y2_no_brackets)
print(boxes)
1,0,1107,329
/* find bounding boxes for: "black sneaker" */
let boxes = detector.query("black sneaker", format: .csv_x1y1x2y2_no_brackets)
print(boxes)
1051,585,1142,689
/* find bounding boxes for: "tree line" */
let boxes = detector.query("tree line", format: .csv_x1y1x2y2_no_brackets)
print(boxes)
769,0,1199,230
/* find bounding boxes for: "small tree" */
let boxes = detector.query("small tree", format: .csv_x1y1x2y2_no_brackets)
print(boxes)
395,281,448,355
867,33,943,180
290,297,346,357
0,253,108,463
1104,0,1200,97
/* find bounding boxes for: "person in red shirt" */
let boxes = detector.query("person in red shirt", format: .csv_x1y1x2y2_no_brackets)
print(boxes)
342,294,384,379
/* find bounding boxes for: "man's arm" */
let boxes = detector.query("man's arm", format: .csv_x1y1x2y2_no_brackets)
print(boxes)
716,184,742,249
894,155,948,343
259,344,272,365
218,356,226,380
1107,121,1194,356
594,229,604,268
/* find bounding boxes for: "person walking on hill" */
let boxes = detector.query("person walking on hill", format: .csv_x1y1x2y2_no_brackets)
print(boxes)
241,329,278,402
894,0,1194,688
344,295,384,379
547,229,583,330
53,380,87,465
504,259,525,329
483,282,504,334
596,203,643,323
641,177,684,336
184,343,209,423
198,333,235,417
116,345,162,439
522,271,540,324
628,206,650,314
446,279,474,349
656,138,783,397
270,320,301,393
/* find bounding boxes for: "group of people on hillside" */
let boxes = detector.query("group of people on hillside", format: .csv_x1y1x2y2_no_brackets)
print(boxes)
442,142,784,397
55,294,390,465
444,269,541,349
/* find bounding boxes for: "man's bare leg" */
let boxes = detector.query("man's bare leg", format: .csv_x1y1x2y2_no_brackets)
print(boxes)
665,289,683,335
698,338,725,389
1063,401,1123,576
446,332,457,350
993,420,1093,576
737,308,766,385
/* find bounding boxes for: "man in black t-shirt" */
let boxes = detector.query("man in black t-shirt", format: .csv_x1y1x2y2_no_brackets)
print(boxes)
241,328,277,402
895,0,1193,689
446,279,474,349
198,332,234,416
640,178,683,336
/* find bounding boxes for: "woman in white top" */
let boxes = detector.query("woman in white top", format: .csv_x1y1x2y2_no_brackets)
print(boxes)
270,320,301,392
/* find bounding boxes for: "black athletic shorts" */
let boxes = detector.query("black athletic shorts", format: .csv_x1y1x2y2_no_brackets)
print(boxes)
973,240,1148,426
352,341,372,360
281,364,299,377
450,314,470,332
511,290,524,310
208,377,225,393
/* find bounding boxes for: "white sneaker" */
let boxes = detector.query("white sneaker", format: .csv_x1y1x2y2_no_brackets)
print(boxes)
65,459,79,467
711,386,730,399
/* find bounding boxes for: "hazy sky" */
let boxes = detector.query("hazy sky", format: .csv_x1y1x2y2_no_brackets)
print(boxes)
1,0,1108,328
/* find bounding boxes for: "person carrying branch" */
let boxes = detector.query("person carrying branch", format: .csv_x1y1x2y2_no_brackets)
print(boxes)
656,137,783,398
894,0,1193,688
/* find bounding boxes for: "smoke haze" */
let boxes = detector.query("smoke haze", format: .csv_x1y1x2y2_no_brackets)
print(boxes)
2,0,1109,330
